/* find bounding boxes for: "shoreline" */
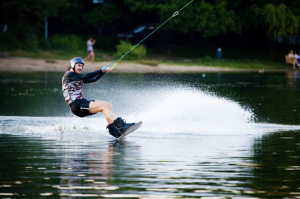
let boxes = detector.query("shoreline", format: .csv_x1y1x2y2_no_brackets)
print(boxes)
0,57,292,73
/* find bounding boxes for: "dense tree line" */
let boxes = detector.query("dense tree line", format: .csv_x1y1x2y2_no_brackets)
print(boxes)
0,0,299,54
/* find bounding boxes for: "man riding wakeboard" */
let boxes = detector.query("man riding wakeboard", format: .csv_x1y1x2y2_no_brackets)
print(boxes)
62,57,135,138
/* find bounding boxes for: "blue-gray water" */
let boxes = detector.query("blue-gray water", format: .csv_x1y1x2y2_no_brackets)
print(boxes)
1,71,300,198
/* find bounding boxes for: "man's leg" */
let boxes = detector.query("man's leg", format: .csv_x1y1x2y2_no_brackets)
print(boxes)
83,52,92,61
293,60,297,69
89,100,136,138
91,51,95,64
89,100,116,124
89,100,122,138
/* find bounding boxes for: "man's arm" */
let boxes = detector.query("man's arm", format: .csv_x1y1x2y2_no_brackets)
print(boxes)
84,72,105,83
64,70,104,83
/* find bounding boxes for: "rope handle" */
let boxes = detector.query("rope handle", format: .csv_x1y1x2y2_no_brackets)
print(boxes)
172,11,179,18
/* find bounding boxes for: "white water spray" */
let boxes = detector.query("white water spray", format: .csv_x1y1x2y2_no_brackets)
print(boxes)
124,87,256,136
1,86,300,139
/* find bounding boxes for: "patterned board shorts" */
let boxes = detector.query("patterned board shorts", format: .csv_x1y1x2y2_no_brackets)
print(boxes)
69,99,95,117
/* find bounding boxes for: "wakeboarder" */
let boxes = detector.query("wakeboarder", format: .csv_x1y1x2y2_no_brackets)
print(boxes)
62,57,140,138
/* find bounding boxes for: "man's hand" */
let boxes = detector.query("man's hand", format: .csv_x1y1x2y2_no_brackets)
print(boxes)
103,68,111,72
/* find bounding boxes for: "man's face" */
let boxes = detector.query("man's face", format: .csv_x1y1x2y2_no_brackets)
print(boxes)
74,63,83,74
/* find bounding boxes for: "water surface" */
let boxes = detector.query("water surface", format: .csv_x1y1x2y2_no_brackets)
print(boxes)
1,71,300,198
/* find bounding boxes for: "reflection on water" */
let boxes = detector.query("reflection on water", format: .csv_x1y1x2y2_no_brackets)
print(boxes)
1,71,300,198
1,130,300,198
251,131,300,198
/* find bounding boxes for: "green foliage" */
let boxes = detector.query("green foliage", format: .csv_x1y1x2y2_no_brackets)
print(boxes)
0,33,22,51
39,38,51,50
0,0,67,42
0,32,39,52
94,36,119,51
7,48,89,61
116,40,146,60
254,4,300,40
28,34,39,52
193,0,238,36
124,0,240,37
203,55,212,62
84,1,125,28
0,33,85,52
49,34,84,51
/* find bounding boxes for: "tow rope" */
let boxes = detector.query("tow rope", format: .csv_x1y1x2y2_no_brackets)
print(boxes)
102,0,194,71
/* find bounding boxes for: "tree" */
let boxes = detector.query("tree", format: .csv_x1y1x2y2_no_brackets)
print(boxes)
84,1,126,29
254,3,300,60
0,0,67,49
123,0,241,53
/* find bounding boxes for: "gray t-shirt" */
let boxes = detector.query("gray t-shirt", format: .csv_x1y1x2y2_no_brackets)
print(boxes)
87,40,93,51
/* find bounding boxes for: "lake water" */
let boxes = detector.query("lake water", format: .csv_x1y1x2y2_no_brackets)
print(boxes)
1,71,300,198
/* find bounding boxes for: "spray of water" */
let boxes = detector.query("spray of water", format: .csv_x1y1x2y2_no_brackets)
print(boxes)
1,85,300,139
123,86,256,136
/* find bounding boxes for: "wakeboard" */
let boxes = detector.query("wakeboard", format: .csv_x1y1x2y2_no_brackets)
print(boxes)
118,121,142,140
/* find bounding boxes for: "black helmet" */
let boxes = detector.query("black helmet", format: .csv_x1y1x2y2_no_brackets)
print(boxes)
69,57,84,69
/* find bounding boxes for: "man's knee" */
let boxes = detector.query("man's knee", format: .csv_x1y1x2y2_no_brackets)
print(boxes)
107,102,113,109
98,103,110,111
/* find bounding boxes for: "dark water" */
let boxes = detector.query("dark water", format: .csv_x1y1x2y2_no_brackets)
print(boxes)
0,71,300,198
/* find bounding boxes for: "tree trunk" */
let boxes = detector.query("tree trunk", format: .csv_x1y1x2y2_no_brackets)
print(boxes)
158,30,171,54
268,40,274,61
